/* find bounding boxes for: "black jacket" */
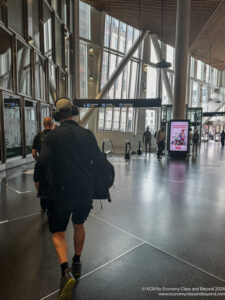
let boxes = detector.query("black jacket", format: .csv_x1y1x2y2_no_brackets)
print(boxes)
34,120,103,202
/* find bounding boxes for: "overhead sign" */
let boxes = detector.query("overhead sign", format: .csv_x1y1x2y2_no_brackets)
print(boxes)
73,98,161,108
203,112,225,117
169,121,189,152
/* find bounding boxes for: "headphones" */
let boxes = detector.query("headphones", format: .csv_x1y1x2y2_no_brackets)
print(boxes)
53,98,79,122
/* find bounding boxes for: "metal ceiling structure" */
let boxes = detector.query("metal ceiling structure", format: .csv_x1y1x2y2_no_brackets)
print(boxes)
84,0,225,70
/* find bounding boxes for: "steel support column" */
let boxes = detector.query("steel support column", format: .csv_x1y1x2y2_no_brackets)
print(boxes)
173,0,191,119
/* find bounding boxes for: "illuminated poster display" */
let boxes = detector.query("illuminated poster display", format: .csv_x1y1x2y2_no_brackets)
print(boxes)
169,121,189,152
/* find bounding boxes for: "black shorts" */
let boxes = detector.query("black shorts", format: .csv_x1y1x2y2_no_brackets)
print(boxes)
48,199,93,234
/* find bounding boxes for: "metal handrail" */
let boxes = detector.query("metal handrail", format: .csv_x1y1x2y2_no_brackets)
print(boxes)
102,139,115,156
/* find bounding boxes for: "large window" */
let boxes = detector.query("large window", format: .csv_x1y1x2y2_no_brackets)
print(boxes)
43,3,52,59
0,28,12,90
17,41,31,96
8,0,24,36
25,100,37,154
79,1,90,39
99,14,139,132
35,54,46,100
146,66,158,98
4,94,22,159
27,0,40,49
80,43,88,98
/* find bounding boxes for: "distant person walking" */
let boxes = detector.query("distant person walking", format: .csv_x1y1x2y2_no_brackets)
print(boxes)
143,127,152,155
221,130,225,147
188,128,193,155
156,127,166,159
192,129,200,154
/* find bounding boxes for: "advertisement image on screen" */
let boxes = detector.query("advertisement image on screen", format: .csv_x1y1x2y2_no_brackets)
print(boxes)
170,121,189,152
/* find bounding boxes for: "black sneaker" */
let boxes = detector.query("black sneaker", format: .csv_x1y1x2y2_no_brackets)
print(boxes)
71,261,82,280
58,269,76,300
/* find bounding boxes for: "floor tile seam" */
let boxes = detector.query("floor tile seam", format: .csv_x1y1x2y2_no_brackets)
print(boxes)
0,211,41,224
90,213,225,285
39,242,146,300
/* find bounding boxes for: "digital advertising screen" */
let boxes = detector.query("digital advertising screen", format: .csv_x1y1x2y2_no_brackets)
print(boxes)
169,121,189,152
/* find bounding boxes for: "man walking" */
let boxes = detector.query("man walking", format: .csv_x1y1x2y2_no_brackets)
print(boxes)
156,127,166,159
32,117,53,161
34,98,104,300
143,127,152,155
32,117,53,212
192,129,200,155
221,130,225,147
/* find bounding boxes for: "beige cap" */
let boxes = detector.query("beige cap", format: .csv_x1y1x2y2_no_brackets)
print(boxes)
56,98,73,112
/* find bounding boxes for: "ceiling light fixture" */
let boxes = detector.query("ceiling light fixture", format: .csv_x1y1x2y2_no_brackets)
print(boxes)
155,0,171,69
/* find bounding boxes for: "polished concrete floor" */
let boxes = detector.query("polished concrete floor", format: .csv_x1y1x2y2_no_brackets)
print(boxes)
1,142,225,300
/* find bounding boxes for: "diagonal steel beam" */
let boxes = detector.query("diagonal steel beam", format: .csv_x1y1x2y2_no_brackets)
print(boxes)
79,30,150,127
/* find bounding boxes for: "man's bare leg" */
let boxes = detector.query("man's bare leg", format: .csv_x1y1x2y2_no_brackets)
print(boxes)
52,232,68,264
73,224,85,255
72,224,85,279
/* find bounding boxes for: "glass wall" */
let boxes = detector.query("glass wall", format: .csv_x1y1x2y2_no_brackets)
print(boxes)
25,100,37,154
98,14,142,132
0,0,74,163
17,41,31,96
0,27,12,90
4,94,22,158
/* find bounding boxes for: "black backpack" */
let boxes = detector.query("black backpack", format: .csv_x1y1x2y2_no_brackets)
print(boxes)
91,154,115,200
